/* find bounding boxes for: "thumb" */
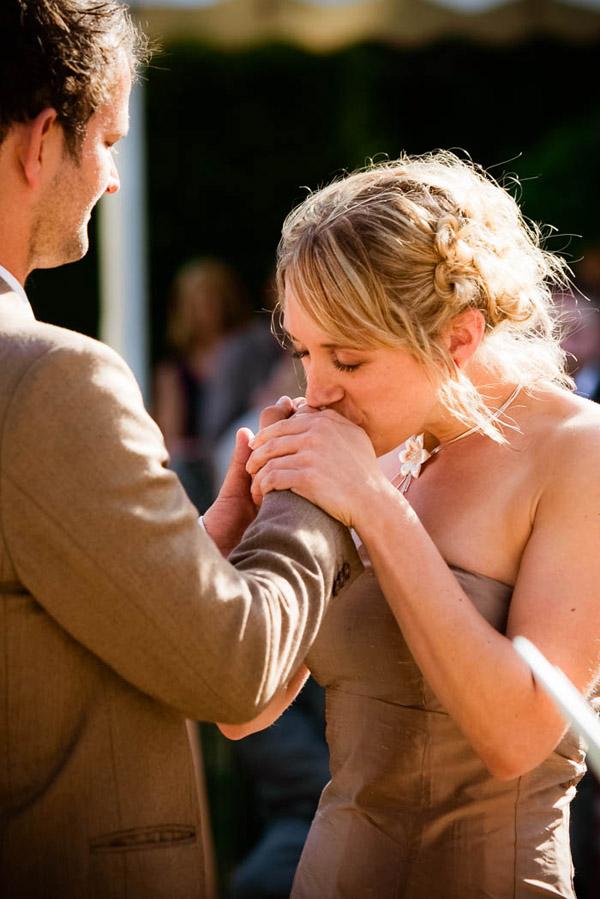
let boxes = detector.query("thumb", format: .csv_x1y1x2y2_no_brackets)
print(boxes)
220,427,254,494
233,427,254,465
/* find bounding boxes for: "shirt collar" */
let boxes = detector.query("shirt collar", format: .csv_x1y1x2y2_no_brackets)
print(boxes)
0,264,31,310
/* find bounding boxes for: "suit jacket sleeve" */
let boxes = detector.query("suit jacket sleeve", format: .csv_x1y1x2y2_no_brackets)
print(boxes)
1,337,361,722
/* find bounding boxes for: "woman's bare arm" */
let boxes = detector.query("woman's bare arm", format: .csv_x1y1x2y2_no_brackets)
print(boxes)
248,406,600,779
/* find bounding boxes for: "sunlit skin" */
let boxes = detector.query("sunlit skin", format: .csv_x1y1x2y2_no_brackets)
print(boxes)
0,52,130,285
0,50,262,566
220,285,600,785
283,287,493,452
30,59,130,273
246,288,499,525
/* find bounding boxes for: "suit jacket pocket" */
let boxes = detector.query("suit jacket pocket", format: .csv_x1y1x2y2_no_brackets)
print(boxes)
90,824,197,853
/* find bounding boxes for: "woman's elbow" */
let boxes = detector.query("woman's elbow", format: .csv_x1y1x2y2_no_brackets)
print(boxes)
478,738,557,782
217,721,256,741
484,757,527,782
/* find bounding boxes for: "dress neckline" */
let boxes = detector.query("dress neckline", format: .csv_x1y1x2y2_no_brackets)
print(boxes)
449,562,513,592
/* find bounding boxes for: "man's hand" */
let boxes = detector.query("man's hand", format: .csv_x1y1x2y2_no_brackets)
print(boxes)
203,428,256,557
203,397,299,556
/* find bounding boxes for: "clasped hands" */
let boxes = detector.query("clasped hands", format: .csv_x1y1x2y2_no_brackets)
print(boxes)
246,395,382,530
204,394,384,556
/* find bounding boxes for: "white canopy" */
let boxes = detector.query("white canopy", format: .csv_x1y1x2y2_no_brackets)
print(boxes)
133,0,600,49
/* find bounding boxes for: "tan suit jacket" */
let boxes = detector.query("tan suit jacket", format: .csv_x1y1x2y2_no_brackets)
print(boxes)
0,287,360,899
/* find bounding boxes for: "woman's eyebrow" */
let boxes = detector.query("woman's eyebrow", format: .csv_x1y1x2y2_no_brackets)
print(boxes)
282,329,304,348
283,328,363,351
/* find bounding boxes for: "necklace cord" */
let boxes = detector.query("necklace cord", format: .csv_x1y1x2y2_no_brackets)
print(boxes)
395,383,523,495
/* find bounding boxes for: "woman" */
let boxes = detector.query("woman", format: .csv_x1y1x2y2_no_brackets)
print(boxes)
220,152,600,897
154,257,250,505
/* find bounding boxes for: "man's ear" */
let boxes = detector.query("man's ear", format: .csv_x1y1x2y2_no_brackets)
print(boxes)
17,109,60,189
444,308,486,368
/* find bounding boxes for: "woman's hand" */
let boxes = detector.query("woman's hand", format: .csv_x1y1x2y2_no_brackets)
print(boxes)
247,406,390,529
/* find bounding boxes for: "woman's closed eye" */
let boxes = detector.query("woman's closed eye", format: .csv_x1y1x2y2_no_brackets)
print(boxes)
291,348,361,373
333,358,361,373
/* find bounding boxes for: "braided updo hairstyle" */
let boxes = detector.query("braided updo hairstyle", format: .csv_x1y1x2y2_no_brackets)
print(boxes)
276,151,572,440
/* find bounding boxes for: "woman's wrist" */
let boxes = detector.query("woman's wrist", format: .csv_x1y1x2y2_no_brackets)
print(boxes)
350,476,406,538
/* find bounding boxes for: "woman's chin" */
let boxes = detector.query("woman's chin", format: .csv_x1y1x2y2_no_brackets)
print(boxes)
373,434,409,458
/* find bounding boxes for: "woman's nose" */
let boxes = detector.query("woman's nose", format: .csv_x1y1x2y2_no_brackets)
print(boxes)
305,371,344,409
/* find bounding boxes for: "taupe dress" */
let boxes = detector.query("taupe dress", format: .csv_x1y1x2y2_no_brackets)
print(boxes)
293,564,586,898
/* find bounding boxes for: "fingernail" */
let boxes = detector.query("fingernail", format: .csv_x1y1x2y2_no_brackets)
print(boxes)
248,438,255,449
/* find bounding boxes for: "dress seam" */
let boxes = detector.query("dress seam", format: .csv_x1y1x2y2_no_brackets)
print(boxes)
512,775,522,899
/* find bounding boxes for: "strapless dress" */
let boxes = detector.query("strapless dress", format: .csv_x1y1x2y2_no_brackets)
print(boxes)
292,564,586,898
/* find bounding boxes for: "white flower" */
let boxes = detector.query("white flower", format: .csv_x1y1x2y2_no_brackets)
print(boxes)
398,434,431,479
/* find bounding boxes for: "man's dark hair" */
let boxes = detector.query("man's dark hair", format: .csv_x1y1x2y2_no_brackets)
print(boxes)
0,1,148,155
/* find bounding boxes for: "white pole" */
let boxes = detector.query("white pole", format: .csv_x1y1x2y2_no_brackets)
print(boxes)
98,81,150,404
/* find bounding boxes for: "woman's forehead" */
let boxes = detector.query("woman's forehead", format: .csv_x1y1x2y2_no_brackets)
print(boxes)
282,296,353,349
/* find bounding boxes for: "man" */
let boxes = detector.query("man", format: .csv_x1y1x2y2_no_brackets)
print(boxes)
0,3,359,898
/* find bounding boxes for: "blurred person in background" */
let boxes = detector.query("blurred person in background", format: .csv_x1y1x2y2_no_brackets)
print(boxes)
202,271,283,449
154,257,250,505
211,271,299,487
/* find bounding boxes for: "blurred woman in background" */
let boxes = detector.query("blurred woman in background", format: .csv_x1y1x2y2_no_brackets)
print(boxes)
154,257,250,505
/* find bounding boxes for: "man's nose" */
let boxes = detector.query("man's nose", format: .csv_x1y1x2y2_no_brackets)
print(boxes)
105,158,120,195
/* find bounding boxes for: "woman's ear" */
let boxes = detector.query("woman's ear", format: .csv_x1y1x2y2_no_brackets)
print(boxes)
444,308,486,368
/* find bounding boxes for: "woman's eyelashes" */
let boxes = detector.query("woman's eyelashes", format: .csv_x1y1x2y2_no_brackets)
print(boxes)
333,358,360,373
290,348,360,373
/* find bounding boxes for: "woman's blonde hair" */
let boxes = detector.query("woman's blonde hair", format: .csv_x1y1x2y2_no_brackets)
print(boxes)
276,151,573,440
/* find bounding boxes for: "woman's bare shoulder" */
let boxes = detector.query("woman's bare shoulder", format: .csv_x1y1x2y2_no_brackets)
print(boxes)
527,385,600,485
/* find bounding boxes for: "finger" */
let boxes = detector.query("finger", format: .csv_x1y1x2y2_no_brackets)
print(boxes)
293,401,321,416
250,411,317,450
233,427,254,465
251,459,305,504
251,481,264,508
259,396,296,430
291,396,307,410
219,427,254,497
246,435,303,476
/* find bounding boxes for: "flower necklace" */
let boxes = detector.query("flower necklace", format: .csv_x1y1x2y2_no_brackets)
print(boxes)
394,383,523,496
